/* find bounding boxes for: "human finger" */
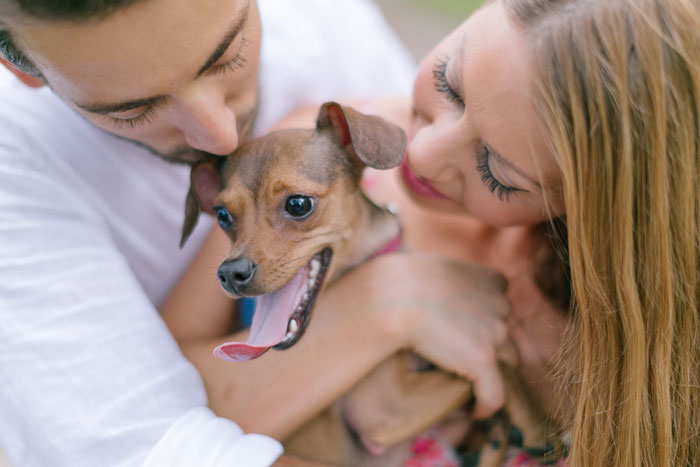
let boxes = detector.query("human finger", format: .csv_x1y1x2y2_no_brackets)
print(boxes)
470,362,506,419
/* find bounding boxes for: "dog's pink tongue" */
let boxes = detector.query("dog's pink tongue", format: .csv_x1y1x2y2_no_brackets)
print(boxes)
214,268,307,362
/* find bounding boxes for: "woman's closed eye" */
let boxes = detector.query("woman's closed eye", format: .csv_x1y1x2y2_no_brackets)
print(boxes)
477,145,525,202
433,57,464,106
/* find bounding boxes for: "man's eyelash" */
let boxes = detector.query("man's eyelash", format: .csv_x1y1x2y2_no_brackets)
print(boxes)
211,37,249,76
109,106,156,129
433,57,463,106
476,146,519,202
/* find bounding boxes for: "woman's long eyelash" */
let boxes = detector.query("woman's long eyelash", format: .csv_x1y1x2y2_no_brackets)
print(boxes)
109,106,156,129
211,37,249,76
432,57,463,105
476,146,518,202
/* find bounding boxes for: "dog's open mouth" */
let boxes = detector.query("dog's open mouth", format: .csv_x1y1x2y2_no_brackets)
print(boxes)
214,247,333,362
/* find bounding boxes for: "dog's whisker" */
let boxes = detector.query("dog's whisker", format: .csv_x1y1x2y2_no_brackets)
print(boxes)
277,255,313,269
274,247,297,264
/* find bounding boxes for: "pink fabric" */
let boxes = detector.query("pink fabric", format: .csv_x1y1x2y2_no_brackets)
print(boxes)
404,431,460,467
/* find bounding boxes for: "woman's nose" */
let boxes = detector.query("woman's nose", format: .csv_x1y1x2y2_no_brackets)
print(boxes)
175,86,239,155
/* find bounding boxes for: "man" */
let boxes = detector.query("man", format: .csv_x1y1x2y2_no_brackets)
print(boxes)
0,0,414,465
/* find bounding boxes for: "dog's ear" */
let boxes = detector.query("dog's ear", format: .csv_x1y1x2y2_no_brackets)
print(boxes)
180,160,222,248
316,101,407,174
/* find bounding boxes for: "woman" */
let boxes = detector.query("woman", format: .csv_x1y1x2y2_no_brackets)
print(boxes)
388,0,699,464
164,0,700,464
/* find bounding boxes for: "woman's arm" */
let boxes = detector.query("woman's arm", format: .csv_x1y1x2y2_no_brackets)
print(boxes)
160,97,513,440
161,225,514,440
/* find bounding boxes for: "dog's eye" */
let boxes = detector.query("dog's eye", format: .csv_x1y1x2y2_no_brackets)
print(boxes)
285,195,315,219
213,206,236,231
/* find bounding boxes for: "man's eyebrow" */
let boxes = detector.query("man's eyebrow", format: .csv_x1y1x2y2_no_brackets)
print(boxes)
195,2,249,78
77,1,249,115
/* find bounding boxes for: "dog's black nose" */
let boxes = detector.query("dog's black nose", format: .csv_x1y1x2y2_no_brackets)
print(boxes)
218,258,256,294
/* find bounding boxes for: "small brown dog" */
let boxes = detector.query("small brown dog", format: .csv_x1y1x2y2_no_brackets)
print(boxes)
180,101,406,361
180,102,560,466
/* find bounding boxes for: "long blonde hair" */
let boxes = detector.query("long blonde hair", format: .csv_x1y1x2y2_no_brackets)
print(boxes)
505,0,700,465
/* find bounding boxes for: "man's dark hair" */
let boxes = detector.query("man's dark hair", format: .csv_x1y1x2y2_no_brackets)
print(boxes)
0,0,142,76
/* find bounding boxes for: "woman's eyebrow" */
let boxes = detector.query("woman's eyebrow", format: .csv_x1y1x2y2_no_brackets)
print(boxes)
449,30,468,99
490,148,542,189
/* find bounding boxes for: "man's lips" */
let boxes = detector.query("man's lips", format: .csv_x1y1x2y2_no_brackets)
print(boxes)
399,159,450,201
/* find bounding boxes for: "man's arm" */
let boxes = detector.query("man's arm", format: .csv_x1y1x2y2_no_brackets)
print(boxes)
0,131,281,466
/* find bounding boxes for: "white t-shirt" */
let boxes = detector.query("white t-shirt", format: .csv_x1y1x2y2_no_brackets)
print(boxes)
0,1,415,465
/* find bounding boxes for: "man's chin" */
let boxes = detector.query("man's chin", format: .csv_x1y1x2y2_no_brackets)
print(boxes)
101,131,210,165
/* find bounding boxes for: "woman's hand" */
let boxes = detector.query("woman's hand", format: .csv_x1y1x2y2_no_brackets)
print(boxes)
353,252,516,419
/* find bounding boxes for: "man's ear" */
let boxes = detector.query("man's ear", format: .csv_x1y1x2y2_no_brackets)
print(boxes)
0,57,44,88
180,160,223,248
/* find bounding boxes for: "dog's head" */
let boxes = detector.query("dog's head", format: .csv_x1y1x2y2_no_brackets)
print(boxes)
180,102,406,360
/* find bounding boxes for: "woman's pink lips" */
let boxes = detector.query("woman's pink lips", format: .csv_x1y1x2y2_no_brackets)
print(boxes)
399,158,450,201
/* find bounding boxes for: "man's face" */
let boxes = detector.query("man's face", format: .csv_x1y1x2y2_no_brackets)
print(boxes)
9,0,261,163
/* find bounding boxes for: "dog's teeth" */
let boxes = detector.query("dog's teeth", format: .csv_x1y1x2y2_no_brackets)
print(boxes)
308,278,316,288
310,258,321,275
287,319,298,335
303,292,309,301
281,319,298,344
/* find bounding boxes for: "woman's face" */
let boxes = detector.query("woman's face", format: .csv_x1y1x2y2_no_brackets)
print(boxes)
402,1,564,226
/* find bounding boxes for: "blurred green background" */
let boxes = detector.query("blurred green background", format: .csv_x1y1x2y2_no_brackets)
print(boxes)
374,0,483,62
409,0,481,16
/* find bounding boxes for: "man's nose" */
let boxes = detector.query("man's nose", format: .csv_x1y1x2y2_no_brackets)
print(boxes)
175,86,239,155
